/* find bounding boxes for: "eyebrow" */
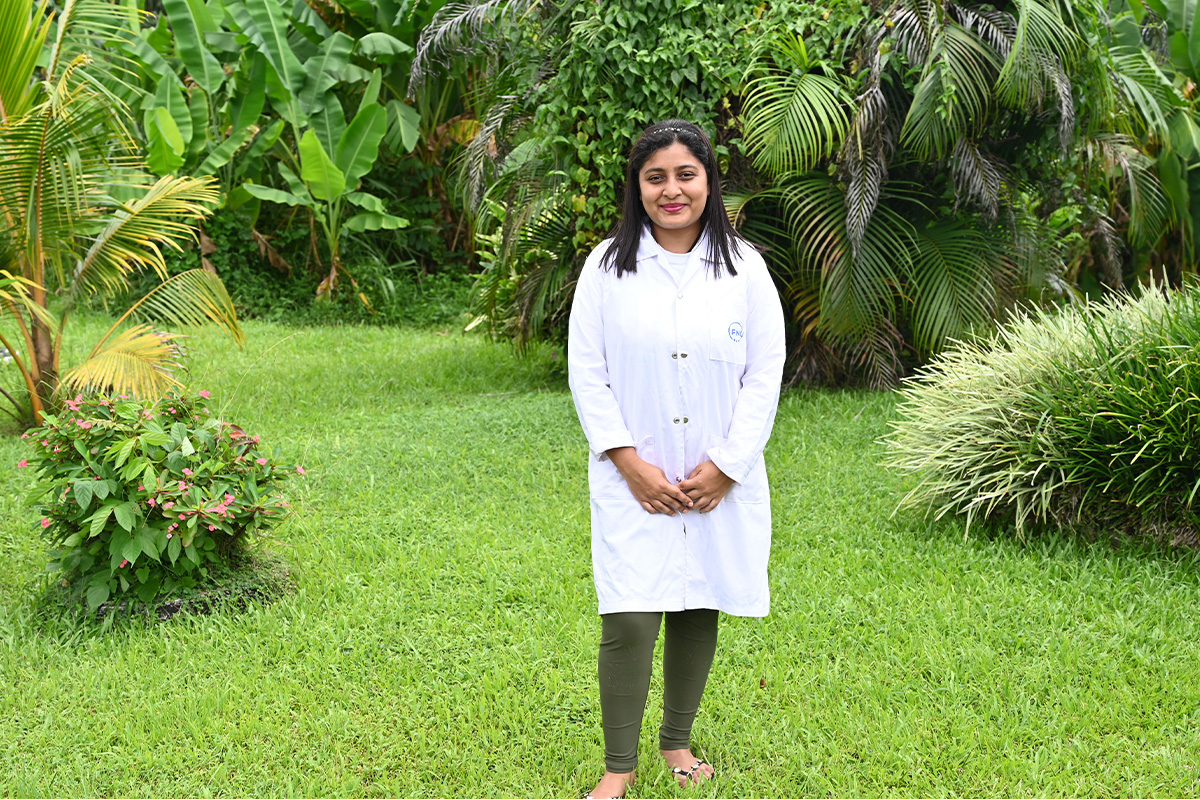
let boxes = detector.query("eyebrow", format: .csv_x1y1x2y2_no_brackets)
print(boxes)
642,163,701,173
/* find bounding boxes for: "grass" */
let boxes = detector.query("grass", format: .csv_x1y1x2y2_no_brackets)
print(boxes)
1,315,1199,797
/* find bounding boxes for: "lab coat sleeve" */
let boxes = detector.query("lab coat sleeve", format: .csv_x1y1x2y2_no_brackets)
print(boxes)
706,253,786,483
568,254,636,460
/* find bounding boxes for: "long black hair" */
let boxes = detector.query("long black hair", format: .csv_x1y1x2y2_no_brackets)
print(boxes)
599,119,744,278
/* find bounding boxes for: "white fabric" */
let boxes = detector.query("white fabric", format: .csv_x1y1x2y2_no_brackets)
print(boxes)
567,225,786,617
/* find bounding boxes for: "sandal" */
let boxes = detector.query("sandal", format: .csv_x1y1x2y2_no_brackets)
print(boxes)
671,759,715,786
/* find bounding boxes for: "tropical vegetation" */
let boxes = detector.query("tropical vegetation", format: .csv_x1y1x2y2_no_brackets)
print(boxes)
23,389,301,610
0,0,242,424
886,282,1200,544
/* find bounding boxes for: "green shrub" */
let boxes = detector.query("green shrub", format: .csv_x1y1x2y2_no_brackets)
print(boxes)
885,284,1200,543
21,391,303,610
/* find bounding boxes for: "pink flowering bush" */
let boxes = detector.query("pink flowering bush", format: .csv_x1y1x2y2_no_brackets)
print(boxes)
22,391,303,611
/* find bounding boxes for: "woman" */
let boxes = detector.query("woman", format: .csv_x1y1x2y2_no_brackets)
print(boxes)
568,119,786,798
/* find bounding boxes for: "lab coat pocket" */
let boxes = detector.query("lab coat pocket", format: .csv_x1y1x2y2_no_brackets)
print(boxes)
589,436,656,498
707,293,748,364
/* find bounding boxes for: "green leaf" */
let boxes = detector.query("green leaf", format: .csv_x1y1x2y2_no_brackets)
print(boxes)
312,92,347,161
114,502,137,533
232,53,268,132
195,126,258,176
243,183,315,209
343,212,409,232
345,191,386,212
180,437,195,457
300,130,347,201
168,534,182,563
162,0,226,94
73,480,95,510
135,575,161,604
185,542,200,565
358,69,382,115
122,535,143,563
355,32,412,64
94,480,111,501
386,100,421,154
234,0,306,95
146,107,186,176
138,528,161,560
335,103,387,189
86,583,110,611
90,505,113,538
299,32,354,116
152,79,193,146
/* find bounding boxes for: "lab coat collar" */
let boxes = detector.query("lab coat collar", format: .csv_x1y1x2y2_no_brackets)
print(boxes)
636,224,716,264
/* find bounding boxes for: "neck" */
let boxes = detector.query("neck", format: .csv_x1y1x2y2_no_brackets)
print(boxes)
651,223,702,254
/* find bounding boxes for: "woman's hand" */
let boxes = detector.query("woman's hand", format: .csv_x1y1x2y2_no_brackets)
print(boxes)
678,460,734,513
606,447,694,516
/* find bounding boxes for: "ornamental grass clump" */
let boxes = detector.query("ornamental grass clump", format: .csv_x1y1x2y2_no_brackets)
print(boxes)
20,391,303,611
885,285,1200,543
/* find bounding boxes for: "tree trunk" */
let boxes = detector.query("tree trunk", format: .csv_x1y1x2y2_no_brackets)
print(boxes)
30,287,55,415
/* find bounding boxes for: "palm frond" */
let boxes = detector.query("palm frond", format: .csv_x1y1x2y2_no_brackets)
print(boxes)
68,176,219,304
92,268,244,359
409,0,540,92
0,0,52,122
902,22,1004,159
741,33,851,176
995,0,1080,115
908,219,1007,352
59,324,182,398
1108,45,1185,141
950,138,1009,220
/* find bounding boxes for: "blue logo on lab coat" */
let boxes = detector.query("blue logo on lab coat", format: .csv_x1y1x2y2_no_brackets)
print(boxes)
728,321,744,342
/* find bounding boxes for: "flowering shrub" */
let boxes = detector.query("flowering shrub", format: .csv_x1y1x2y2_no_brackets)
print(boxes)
21,391,303,610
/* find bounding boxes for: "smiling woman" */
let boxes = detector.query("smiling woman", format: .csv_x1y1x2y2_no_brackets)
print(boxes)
567,120,786,798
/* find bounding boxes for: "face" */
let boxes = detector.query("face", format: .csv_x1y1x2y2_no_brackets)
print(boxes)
638,141,709,244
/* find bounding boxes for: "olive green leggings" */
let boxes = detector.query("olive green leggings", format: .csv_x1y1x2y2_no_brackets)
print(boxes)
598,609,719,773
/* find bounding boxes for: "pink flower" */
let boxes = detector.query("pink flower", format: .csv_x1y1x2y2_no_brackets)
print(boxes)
177,481,188,491
256,458,267,466
20,433,28,440
16,460,26,468
94,475,101,480
207,524,216,531
252,435,261,444
119,559,128,568
40,518,50,528
164,502,174,510
297,466,306,476
168,407,176,413
166,532,172,539
199,390,210,399
138,485,145,491
41,440,48,446
118,394,128,400
178,514,186,519
224,493,236,504
148,498,157,506
182,468,193,476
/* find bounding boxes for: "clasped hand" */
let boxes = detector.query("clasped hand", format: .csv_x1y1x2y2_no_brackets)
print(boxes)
606,448,734,516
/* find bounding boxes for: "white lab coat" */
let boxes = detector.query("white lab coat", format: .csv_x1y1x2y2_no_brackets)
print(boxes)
568,226,786,616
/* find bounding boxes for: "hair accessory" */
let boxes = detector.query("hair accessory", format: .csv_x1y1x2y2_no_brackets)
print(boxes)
659,125,693,134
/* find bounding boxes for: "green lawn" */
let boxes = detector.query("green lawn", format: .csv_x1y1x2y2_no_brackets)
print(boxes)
1,319,1199,798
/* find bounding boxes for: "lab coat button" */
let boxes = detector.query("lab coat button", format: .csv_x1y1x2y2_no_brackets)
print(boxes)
677,292,684,299
683,417,689,423
680,352,688,358
671,352,678,359
672,417,680,424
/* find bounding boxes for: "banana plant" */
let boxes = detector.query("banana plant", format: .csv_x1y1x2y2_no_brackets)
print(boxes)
242,91,409,302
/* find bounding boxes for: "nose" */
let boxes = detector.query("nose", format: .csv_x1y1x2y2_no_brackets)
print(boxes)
662,178,681,197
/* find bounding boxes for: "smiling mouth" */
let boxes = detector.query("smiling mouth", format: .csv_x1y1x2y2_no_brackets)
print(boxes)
661,204,686,213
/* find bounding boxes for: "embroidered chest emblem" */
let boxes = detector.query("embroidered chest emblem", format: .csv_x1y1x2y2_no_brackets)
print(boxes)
728,321,744,342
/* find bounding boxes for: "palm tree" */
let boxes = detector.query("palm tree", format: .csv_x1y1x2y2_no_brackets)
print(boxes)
0,0,242,424
737,0,1168,386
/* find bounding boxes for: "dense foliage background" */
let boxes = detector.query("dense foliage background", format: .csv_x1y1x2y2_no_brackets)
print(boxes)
6,0,1200,401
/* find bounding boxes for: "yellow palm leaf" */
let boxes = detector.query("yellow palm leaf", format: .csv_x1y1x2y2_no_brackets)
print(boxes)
60,324,183,398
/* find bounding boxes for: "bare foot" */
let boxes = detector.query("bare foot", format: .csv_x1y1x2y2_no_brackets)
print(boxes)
660,748,715,787
587,769,634,799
